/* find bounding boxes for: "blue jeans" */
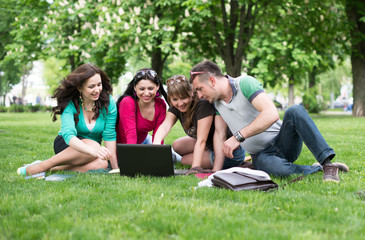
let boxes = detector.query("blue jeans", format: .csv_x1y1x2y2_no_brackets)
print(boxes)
209,146,246,169
252,105,335,177
142,134,152,144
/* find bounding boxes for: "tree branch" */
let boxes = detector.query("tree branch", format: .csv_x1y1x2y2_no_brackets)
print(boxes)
220,0,229,31
209,5,226,59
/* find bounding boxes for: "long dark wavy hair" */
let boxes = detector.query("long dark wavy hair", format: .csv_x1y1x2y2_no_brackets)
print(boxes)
166,75,198,130
116,68,168,108
51,63,112,125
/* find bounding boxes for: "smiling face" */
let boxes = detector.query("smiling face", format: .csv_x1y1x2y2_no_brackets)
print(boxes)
169,94,192,113
79,73,102,104
134,79,159,103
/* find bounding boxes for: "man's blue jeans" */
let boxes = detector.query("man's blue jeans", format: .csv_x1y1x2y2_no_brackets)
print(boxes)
209,146,246,169
252,105,335,177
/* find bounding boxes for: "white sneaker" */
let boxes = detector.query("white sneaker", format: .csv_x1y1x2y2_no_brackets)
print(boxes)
171,148,182,163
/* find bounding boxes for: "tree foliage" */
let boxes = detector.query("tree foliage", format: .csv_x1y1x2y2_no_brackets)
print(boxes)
43,57,68,95
0,0,22,103
104,0,186,79
4,0,48,65
42,0,128,82
182,0,277,77
247,0,349,106
1,0,363,112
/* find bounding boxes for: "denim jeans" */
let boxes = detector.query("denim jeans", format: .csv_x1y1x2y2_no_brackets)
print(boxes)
142,134,152,144
252,105,335,177
209,146,246,169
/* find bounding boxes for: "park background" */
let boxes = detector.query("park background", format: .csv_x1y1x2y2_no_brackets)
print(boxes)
0,0,364,115
0,0,365,239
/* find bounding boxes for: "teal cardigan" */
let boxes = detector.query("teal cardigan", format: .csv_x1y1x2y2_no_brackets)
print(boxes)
59,95,117,145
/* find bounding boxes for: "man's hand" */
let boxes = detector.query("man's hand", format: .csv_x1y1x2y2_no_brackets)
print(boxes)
222,136,240,159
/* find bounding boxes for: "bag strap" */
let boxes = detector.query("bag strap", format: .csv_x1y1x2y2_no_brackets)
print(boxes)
233,171,306,188
279,175,305,189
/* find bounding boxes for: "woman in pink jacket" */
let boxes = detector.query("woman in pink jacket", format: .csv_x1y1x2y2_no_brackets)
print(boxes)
116,69,168,145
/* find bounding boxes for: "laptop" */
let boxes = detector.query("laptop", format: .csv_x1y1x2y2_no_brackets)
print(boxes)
116,144,187,177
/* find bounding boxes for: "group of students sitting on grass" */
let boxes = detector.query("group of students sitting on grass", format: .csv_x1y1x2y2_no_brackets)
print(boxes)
18,61,349,182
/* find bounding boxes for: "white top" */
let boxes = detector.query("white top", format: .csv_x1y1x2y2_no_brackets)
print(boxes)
86,122,96,131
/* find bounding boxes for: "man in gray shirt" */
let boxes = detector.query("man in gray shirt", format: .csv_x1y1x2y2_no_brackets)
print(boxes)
190,60,348,183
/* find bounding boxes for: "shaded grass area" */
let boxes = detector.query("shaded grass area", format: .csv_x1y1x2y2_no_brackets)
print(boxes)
0,112,364,240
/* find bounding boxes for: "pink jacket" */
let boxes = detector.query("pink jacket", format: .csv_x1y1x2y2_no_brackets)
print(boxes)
116,96,166,144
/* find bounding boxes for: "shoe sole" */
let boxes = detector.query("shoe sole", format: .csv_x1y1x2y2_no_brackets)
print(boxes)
323,178,339,183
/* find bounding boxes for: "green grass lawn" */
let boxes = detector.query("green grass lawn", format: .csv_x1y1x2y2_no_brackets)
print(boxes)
0,112,364,240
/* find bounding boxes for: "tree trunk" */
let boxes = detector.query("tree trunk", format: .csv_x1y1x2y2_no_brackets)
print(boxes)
0,75,2,106
309,66,317,89
21,74,27,102
224,56,243,77
69,55,76,71
151,40,164,78
351,55,365,116
346,0,365,117
209,1,262,77
20,63,33,105
288,77,295,107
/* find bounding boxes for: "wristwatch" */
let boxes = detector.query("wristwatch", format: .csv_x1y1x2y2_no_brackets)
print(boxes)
234,131,245,142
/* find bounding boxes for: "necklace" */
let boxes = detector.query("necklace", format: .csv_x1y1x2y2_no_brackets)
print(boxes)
82,101,95,112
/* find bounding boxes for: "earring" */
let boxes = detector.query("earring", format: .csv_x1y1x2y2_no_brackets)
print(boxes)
156,92,160,97
133,92,136,97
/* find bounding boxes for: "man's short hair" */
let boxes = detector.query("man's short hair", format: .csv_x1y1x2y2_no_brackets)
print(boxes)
190,60,224,83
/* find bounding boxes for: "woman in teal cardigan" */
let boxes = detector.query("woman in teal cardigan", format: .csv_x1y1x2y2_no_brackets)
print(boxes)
17,63,118,177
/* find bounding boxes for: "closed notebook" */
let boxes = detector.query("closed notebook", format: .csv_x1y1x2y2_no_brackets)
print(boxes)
212,171,278,191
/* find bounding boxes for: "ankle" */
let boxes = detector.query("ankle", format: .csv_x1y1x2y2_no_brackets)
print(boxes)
322,158,333,167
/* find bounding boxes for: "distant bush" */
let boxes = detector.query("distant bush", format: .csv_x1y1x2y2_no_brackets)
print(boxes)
41,105,53,112
302,88,326,113
273,100,283,110
9,104,25,112
0,106,7,112
27,104,42,112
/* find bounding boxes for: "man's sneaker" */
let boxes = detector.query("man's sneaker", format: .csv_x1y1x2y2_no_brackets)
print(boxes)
323,164,339,183
312,162,349,172
333,162,349,172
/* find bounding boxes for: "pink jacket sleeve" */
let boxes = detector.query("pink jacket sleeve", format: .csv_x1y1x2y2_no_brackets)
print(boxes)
119,96,138,144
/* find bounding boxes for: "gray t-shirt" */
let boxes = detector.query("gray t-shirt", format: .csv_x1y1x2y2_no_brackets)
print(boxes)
214,75,282,154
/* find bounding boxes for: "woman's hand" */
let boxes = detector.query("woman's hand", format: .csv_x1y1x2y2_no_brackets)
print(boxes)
92,146,112,161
